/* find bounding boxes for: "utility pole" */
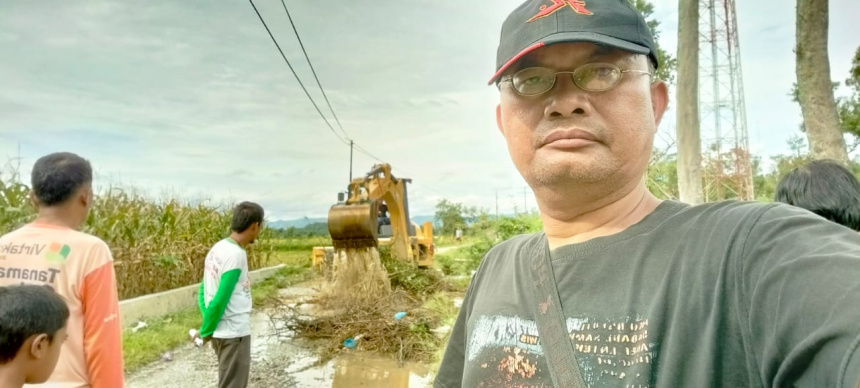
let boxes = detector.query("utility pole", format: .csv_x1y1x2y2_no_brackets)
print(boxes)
349,140,354,182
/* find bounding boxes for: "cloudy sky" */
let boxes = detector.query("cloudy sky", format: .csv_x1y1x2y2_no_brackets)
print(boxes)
1,0,858,221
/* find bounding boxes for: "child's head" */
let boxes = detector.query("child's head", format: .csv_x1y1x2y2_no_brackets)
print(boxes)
0,284,70,384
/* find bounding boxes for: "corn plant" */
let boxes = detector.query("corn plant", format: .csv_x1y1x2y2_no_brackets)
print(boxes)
0,175,275,300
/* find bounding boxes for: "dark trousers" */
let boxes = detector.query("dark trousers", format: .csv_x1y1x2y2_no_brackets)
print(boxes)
211,335,251,388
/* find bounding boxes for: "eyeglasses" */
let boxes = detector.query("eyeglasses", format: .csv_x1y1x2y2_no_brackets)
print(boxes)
499,63,653,96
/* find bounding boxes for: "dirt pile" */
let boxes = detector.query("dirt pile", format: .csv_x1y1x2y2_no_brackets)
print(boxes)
275,246,453,364
323,247,391,302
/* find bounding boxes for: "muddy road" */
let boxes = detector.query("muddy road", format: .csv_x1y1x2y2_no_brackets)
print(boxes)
125,281,437,388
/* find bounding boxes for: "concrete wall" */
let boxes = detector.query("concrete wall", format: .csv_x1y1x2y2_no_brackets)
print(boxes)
119,264,285,327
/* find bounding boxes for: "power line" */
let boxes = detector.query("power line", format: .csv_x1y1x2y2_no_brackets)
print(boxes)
352,143,384,163
254,0,426,186
279,0,350,141
249,0,459,201
351,143,453,198
247,0,348,146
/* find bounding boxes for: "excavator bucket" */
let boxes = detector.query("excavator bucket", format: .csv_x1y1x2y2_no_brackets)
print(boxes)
327,201,379,250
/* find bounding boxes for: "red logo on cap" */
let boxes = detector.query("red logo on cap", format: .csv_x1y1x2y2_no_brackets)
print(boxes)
527,0,593,22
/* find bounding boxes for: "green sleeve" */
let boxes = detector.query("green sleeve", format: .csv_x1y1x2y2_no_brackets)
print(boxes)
199,269,241,338
197,281,206,316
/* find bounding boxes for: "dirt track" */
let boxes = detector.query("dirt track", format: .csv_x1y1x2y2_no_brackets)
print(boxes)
124,281,435,388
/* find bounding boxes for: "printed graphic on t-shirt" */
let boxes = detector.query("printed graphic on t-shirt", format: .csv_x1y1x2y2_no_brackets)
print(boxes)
1,241,71,263
46,242,72,263
0,266,61,284
0,241,66,285
467,314,658,387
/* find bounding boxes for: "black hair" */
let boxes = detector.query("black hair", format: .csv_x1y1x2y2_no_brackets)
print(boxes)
0,284,70,364
775,159,860,231
31,152,93,207
231,201,264,233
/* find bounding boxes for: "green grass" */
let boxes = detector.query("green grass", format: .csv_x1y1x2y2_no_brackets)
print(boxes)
421,293,459,327
122,250,314,373
433,235,479,248
445,276,472,291
269,236,332,252
252,251,313,307
122,309,202,373
434,240,493,278
420,292,460,375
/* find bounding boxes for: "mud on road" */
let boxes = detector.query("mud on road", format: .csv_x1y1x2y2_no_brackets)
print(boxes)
125,281,434,388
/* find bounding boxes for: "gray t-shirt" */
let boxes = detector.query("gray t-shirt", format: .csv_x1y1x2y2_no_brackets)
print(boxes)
435,200,860,387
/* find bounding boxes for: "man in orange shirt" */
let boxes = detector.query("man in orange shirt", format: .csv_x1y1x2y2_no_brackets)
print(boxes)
0,152,124,388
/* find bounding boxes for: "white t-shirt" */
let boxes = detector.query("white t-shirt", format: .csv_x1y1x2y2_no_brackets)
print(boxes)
202,238,252,338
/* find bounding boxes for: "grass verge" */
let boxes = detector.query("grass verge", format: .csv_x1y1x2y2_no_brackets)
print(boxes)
122,250,314,373
252,251,314,307
122,309,202,373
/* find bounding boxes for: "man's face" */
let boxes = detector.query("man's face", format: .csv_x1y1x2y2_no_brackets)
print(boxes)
73,182,94,229
495,42,668,193
248,222,262,244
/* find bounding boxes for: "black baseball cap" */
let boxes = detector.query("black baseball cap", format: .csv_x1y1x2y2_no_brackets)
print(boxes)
489,0,659,85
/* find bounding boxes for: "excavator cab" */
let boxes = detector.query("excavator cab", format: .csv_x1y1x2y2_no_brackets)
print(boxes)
377,202,392,237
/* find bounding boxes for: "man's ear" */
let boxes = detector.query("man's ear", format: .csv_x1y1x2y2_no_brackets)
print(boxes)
80,186,93,208
28,334,50,359
650,80,669,131
29,191,39,210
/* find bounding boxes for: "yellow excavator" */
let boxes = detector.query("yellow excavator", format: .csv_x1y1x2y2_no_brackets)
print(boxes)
312,163,435,272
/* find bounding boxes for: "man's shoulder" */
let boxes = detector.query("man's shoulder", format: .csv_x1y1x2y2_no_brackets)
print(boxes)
74,230,110,247
211,238,237,249
486,232,544,259
659,200,846,245
663,200,781,226
61,229,112,255
0,224,108,248
209,239,247,258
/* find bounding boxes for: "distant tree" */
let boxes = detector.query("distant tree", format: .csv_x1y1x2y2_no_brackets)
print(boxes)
434,199,479,236
646,147,680,200
838,46,860,153
301,222,330,236
628,0,678,84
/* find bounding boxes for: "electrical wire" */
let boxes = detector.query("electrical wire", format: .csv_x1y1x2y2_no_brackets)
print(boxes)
250,0,464,200
247,0,349,145
279,0,350,141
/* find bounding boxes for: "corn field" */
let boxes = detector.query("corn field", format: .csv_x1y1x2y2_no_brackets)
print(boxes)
0,175,275,300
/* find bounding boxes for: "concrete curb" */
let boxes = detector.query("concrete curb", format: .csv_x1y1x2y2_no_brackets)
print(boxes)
119,264,285,327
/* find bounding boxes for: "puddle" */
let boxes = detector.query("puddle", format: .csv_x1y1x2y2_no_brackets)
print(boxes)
287,352,432,388
330,353,432,387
